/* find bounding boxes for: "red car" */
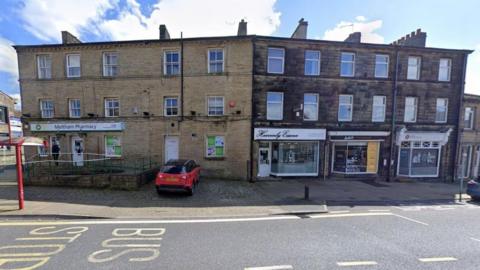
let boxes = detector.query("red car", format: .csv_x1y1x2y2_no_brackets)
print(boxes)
155,159,200,196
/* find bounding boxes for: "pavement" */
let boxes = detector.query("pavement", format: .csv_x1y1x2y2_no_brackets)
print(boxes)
0,167,471,219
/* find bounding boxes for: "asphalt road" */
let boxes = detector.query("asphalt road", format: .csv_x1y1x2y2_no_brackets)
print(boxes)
1,203,480,270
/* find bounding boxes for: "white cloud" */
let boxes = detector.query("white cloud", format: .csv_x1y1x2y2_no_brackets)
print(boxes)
0,37,18,77
465,44,480,94
17,0,281,42
323,17,384,44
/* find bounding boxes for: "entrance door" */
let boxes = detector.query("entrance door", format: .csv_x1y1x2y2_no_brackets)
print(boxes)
474,146,480,178
258,147,271,177
165,136,179,163
71,136,84,166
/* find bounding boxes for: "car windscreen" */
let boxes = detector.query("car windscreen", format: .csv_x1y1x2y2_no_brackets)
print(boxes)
161,165,186,174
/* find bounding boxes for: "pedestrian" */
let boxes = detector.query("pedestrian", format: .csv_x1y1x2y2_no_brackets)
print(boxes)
52,142,60,166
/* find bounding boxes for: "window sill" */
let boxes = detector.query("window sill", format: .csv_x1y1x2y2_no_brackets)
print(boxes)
204,156,225,161
163,74,180,77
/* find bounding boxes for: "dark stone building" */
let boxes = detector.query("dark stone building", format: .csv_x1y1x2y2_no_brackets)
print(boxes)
252,20,472,181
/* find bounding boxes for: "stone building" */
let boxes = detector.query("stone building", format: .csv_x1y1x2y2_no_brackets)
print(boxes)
15,24,253,180
252,20,472,181
459,94,480,180
0,91,17,138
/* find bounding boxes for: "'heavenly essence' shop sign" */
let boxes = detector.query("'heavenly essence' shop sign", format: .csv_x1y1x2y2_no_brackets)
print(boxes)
30,122,125,132
254,128,326,141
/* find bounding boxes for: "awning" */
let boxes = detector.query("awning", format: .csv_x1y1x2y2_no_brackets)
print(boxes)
328,131,390,137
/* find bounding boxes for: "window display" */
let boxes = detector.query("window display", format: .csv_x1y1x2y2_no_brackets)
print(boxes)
270,141,318,175
398,141,440,177
333,142,379,174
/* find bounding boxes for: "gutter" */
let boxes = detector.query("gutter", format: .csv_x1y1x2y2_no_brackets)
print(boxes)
249,36,256,182
180,32,184,122
387,47,400,182
453,52,470,182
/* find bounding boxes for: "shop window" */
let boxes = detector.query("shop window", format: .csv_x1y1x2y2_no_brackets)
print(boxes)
208,49,224,73
332,142,379,174
304,50,320,76
372,95,386,122
37,55,52,79
103,52,118,77
271,141,318,175
267,92,283,120
164,50,180,75
267,48,284,74
435,98,448,123
338,95,353,121
303,93,318,121
105,135,122,157
398,140,441,177
206,136,224,157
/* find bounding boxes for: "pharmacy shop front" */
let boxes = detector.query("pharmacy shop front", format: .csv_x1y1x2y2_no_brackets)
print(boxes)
254,128,326,178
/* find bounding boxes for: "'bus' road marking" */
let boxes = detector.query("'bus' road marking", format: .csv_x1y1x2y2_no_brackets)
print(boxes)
0,216,300,226
244,265,293,270
337,261,378,267
418,257,457,263
392,214,429,226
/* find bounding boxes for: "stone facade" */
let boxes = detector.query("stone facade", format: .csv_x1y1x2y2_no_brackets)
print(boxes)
459,94,480,180
0,91,15,136
15,35,253,180
252,33,471,181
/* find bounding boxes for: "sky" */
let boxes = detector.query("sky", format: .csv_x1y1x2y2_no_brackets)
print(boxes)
0,0,479,106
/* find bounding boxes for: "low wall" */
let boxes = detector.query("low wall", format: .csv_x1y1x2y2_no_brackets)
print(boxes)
24,168,159,190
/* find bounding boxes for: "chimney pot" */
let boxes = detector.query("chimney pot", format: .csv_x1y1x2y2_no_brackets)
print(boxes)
344,32,361,43
61,31,81,44
159,24,170,40
291,18,308,39
237,19,247,36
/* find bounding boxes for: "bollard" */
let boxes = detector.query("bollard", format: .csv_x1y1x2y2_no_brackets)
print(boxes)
304,185,309,200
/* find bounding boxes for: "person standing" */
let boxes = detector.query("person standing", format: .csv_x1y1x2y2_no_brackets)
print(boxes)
52,141,60,166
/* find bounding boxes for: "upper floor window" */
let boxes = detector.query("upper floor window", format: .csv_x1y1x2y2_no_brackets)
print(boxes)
465,107,474,129
267,48,284,74
40,100,54,118
66,54,81,78
164,97,178,116
104,98,120,117
404,97,417,122
338,95,353,121
37,55,52,79
103,53,118,77
375,54,389,78
69,99,81,118
266,92,283,120
207,96,224,116
438,58,451,82
372,95,386,122
304,50,320,76
303,93,318,121
340,52,355,77
0,106,6,123
407,56,421,80
435,98,448,123
164,51,180,75
208,49,224,73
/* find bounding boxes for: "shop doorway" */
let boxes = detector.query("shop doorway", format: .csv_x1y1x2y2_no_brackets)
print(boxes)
71,136,84,166
258,147,271,177
165,136,179,163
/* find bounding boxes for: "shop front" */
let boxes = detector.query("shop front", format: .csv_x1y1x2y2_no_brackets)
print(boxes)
328,131,390,176
254,128,326,177
396,128,452,178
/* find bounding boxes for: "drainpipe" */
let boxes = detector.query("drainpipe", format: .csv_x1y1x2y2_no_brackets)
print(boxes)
387,47,400,182
180,32,184,122
453,53,469,182
249,36,256,183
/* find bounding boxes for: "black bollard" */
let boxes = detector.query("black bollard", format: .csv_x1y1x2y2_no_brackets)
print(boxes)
304,185,309,200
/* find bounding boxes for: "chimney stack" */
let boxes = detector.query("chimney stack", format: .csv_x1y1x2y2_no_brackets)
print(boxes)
237,19,247,36
344,32,361,43
159,25,170,40
61,31,81,44
390,28,426,47
291,18,308,39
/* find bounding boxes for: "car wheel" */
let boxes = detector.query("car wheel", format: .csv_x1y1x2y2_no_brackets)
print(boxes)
156,186,162,196
187,183,195,196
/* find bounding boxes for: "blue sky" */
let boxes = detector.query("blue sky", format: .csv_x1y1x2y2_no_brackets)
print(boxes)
0,0,479,103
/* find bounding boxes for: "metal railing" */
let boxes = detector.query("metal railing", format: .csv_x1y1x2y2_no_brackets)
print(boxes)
23,152,161,178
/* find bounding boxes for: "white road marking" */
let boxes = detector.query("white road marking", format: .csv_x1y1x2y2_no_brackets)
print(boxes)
337,261,378,266
368,209,390,212
329,210,351,214
470,237,480,242
418,257,457,262
0,216,301,226
308,212,393,219
392,214,429,226
244,265,293,270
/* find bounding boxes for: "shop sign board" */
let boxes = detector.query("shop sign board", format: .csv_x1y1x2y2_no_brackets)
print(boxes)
254,128,326,141
30,122,125,132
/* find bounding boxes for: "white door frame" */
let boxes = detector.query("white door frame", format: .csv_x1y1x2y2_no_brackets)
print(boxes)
257,144,271,177
164,136,179,163
71,136,84,166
